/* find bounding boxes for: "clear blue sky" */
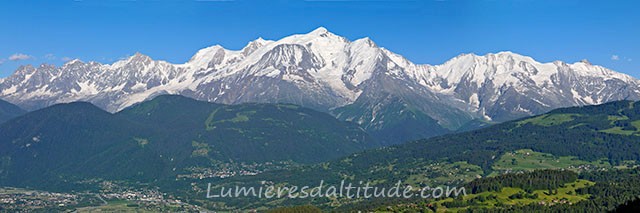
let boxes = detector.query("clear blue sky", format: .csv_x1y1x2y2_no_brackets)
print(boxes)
0,0,638,77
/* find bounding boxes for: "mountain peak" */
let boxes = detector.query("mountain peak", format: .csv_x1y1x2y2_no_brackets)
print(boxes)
253,37,267,43
304,27,343,40
242,37,273,56
123,52,153,65
108,52,153,69
64,59,84,65
131,52,151,61
485,51,521,58
353,37,377,47
453,52,477,58
474,51,537,64
13,64,36,75
495,50,516,55
186,45,228,68
309,26,329,35
190,45,223,56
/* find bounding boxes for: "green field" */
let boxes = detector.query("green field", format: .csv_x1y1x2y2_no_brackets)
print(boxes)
600,126,637,135
75,199,140,213
598,115,640,136
405,161,484,186
0,187,39,194
491,149,610,175
517,114,580,127
433,179,593,212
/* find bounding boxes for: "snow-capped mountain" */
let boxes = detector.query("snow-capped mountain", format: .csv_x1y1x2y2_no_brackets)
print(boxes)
1,27,639,143
420,52,640,121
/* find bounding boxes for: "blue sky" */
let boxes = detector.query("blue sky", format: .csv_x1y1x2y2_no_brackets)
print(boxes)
0,0,638,77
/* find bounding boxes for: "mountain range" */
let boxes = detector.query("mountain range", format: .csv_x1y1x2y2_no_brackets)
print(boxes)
1,27,639,144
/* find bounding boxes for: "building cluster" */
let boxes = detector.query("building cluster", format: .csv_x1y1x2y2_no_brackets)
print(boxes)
0,190,79,210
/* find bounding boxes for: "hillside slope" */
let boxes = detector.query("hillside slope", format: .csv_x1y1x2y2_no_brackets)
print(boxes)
0,95,378,189
195,100,640,209
0,99,25,124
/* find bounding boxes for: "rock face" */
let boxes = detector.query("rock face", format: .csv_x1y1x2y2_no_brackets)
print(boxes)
1,27,639,143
